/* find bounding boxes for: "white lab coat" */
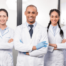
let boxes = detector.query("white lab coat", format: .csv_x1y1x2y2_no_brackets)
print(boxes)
0,27,14,66
44,25,66,66
62,26,66,66
14,23,48,66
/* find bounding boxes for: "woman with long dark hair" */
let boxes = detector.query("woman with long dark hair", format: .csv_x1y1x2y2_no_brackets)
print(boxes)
44,9,66,66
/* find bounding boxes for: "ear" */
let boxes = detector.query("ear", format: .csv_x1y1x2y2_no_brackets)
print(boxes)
59,16,60,20
36,12,38,16
25,11,26,16
7,17,8,21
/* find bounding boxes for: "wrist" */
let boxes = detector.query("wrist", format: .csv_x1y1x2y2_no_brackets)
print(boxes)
26,52,29,55
32,46,36,50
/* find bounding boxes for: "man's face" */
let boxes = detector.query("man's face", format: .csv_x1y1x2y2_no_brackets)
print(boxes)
25,6,38,24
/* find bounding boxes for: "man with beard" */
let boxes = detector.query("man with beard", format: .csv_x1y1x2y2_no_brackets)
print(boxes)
14,5,48,66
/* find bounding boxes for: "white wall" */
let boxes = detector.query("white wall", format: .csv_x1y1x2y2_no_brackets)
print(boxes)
0,0,17,30
61,0,66,26
22,0,58,27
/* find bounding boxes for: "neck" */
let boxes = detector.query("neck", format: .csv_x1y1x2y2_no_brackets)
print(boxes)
51,23,57,26
0,24,7,30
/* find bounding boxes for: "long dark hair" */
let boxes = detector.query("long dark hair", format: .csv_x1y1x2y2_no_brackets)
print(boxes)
47,9,64,38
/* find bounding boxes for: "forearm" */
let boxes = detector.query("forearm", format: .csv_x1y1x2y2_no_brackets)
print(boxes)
0,42,13,49
56,42,66,49
49,43,57,48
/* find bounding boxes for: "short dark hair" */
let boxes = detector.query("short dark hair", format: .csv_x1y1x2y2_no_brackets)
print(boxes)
26,5,37,12
0,9,8,17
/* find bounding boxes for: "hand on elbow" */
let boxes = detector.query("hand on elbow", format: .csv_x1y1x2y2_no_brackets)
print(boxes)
8,39,13,43
49,44,57,48
62,39,66,43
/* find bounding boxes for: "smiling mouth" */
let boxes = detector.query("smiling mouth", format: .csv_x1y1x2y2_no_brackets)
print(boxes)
0,21,5,22
28,16,34,19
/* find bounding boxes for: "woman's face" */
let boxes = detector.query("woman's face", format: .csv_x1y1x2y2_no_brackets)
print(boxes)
50,11,60,26
0,11,8,25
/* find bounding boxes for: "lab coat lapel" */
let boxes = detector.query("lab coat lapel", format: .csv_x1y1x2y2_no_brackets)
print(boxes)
0,32,2,38
22,23,31,41
31,24,39,41
49,25,60,37
55,26,60,35
2,27,9,36
49,25,54,36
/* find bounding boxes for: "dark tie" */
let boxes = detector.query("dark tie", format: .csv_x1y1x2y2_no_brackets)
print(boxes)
29,25,33,38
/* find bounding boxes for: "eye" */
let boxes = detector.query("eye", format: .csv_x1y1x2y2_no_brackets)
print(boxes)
55,16,58,18
3,15,6,17
28,11,30,14
32,12,35,14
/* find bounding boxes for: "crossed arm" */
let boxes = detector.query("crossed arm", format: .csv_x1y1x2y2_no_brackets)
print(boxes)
0,38,13,49
0,30,14,49
14,27,48,57
49,39,66,51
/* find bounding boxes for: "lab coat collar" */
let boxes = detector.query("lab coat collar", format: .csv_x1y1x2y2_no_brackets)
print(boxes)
2,26,9,36
49,24,60,36
0,26,9,36
22,22,40,40
26,21,37,28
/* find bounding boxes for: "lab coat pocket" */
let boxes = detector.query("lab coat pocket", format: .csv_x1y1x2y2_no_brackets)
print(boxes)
56,36,63,43
17,54,25,66
36,34,41,43
36,57,44,66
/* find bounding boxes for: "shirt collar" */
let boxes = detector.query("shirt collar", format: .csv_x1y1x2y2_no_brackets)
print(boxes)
51,24,58,29
0,26,8,31
26,21,37,27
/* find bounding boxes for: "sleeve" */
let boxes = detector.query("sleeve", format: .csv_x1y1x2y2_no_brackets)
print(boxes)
0,29,14,49
56,26,66,49
29,28,49,57
57,42,66,49
14,26,33,52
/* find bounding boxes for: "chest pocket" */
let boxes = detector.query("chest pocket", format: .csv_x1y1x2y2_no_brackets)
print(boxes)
2,33,11,42
35,33,42,45
56,34,63,43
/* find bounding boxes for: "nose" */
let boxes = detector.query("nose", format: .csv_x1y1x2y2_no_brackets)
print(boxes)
29,13,33,16
0,16,4,19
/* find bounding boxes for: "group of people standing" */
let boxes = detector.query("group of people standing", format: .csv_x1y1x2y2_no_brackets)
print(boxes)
0,5,66,66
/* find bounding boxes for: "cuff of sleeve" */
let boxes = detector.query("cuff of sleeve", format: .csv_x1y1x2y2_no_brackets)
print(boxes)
56,43,61,49
48,46,54,52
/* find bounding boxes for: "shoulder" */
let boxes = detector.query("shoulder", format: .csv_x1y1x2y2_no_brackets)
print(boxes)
37,23,47,32
16,23,26,30
8,27,14,33
61,25,66,30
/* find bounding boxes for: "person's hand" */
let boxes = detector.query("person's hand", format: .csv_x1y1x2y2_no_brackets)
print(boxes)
62,39,66,43
36,41,48,50
54,48,57,50
20,40,23,43
23,52,29,55
49,44,57,48
8,39,13,43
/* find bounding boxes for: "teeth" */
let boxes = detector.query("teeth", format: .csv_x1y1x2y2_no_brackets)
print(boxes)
29,17,32,19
